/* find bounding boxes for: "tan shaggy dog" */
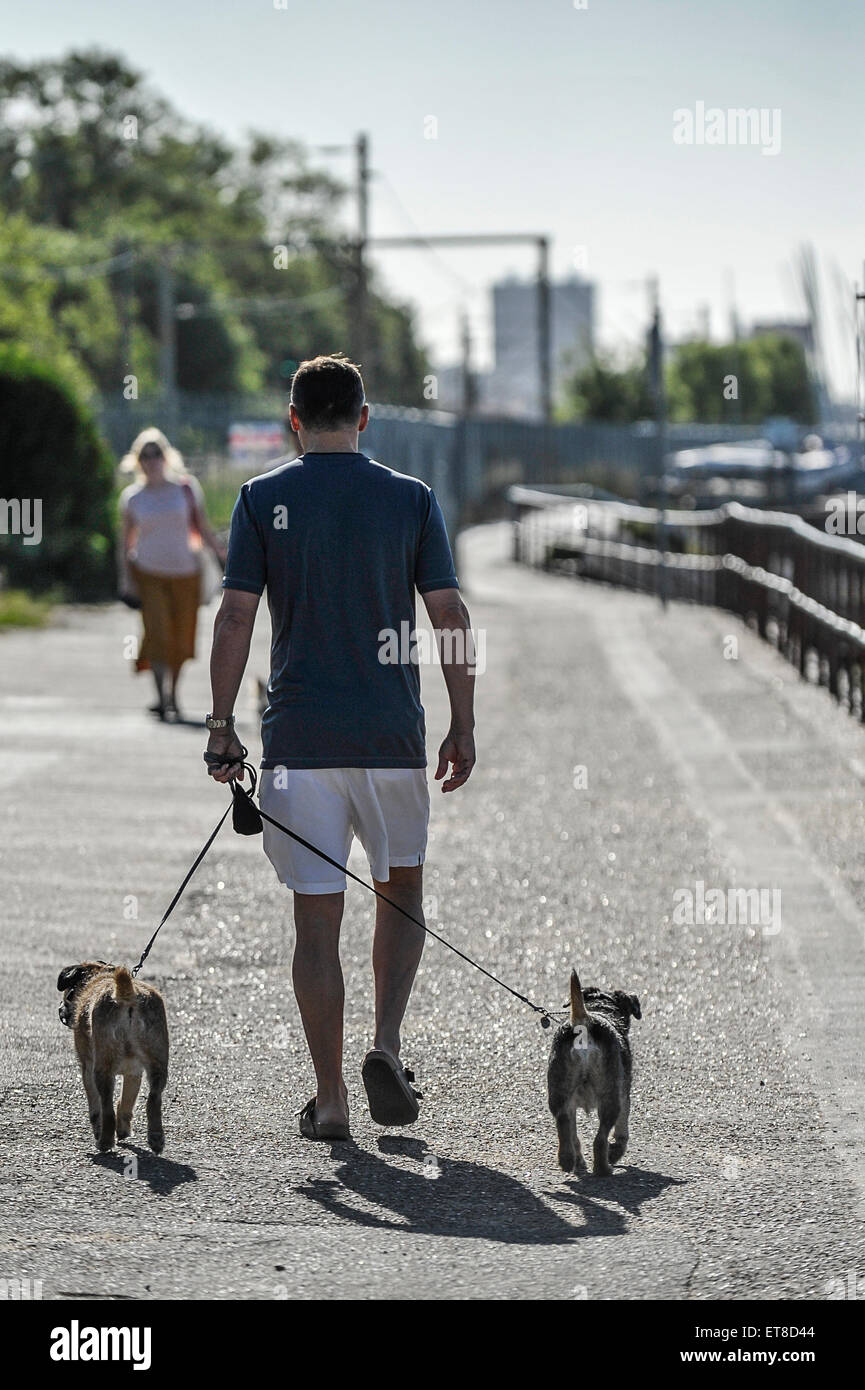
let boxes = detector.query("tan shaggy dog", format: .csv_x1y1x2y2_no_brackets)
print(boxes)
57,962,169,1154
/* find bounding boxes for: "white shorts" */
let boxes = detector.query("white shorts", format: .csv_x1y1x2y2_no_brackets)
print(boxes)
259,767,430,894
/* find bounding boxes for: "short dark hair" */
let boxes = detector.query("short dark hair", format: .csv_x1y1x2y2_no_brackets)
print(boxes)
289,354,365,431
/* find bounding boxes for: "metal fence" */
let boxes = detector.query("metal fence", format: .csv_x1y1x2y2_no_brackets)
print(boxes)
99,392,774,535
510,485,865,718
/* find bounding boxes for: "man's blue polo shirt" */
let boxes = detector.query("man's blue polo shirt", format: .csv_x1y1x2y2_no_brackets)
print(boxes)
222,451,459,769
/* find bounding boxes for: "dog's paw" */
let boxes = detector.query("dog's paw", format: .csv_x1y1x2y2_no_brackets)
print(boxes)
558,1149,588,1176
147,1131,165,1155
592,1161,613,1177
97,1137,116,1154
116,1119,132,1141
608,1139,627,1165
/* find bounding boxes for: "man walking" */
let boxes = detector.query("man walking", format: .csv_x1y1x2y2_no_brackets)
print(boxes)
205,355,476,1141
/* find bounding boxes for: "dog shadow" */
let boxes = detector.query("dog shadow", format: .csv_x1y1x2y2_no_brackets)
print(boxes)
547,1164,684,1223
89,1143,198,1196
297,1135,632,1244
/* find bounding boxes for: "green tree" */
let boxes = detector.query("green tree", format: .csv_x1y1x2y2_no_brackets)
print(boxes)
0,215,100,398
0,51,431,405
749,333,814,422
561,334,816,427
668,335,814,424
559,352,655,423
0,344,115,598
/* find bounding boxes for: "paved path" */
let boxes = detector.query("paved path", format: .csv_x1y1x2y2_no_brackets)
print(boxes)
1,523,864,1300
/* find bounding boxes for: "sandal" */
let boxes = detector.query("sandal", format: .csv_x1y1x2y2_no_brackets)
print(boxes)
298,1096,351,1142
361,1050,423,1127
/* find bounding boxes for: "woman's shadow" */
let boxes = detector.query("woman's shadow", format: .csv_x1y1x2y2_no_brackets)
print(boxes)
297,1136,678,1244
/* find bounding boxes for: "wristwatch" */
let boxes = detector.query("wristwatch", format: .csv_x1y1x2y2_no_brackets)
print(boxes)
205,714,236,730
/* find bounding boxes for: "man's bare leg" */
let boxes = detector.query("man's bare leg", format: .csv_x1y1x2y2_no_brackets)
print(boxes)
292,891,348,1130
371,865,426,1061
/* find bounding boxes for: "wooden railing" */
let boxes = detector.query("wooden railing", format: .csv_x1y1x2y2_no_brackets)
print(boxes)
509,486,865,716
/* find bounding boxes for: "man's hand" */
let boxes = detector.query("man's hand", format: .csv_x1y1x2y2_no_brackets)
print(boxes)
206,729,246,783
422,588,476,794
435,728,476,793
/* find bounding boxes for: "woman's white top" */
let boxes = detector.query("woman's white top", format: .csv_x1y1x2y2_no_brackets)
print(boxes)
120,476,204,577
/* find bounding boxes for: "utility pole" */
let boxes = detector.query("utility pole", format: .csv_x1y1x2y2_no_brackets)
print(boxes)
355,132,371,386
114,237,133,438
857,263,865,470
537,236,552,424
157,247,178,439
647,276,668,608
724,266,743,427
460,311,476,416
313,133,371,380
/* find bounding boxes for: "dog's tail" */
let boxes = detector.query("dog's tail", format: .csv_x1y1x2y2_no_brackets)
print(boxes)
113,966,136,1003
570,968,589,1025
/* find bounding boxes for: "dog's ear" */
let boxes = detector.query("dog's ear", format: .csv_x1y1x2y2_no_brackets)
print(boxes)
57,965,85,992
614,990,642,1020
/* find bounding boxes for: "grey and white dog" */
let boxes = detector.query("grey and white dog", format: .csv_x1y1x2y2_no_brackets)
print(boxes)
547,969,642,1175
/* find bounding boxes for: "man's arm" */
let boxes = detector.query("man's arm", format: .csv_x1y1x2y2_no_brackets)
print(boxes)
206,588,260,782
421,586,476,793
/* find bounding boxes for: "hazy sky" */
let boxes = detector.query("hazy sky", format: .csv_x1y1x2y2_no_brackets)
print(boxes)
4,0,864,396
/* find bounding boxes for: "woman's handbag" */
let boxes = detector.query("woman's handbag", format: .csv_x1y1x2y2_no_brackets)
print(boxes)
198,546,224,606
119,559,142,609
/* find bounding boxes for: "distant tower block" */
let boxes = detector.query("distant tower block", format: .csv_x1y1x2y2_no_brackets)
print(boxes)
486,275,595,419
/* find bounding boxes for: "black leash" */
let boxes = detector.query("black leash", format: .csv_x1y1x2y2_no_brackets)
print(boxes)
130,801,233,978
131,750,566,1027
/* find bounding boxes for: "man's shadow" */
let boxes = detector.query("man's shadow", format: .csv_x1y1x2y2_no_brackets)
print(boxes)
297,1137,675,1243
90,1144,197,1196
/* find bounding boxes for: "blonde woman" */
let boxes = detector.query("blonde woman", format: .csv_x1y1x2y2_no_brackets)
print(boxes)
119,428,226,720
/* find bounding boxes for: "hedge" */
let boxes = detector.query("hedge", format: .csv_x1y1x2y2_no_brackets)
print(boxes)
0,345,116,599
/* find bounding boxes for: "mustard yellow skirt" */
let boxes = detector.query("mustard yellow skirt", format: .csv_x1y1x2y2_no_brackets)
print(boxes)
131,564,200,677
